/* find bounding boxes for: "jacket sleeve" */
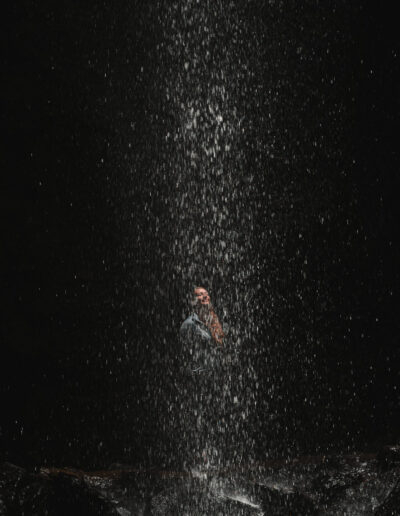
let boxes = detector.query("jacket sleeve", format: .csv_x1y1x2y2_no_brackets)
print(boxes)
180,323,214,376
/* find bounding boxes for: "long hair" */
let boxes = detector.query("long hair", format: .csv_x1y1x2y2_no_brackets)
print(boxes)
208,307,225,346
191,286,224,346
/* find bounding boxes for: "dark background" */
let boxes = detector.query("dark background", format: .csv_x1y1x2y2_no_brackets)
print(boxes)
2,1,399,469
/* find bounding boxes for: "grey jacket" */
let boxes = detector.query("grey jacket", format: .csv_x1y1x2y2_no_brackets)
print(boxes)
180,313,222,375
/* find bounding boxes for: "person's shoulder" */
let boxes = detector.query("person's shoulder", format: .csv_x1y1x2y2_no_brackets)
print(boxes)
180,314,196,333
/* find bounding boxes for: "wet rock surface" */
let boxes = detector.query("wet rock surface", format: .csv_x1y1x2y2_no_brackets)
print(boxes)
0,462,118,515
1,451,400,515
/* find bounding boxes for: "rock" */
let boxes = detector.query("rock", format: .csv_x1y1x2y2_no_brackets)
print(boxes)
0,462,119,516
1,452,398,514
374,478,400,515
253,482,316,515
150,477,262,515
311,469,364,504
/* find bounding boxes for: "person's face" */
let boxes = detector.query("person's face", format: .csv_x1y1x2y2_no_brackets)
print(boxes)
194,287,210,307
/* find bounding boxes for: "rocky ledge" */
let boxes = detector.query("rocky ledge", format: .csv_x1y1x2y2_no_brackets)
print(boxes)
1,447,400,515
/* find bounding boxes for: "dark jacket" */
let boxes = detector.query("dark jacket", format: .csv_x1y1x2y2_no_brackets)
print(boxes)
180,313,223,376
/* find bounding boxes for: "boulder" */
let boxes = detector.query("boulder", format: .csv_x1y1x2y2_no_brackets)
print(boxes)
0,462,118,516
253,482,316,515
374,479,400,515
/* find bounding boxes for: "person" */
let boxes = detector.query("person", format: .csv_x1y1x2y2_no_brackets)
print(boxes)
180,286,225,370
179,286,227,471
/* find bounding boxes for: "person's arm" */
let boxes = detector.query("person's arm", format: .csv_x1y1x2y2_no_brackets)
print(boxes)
180,324,212,375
